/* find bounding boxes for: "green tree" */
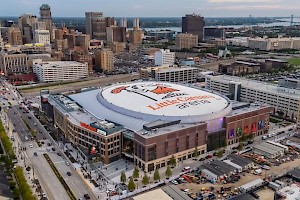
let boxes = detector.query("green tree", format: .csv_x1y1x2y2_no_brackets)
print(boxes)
217,150,224,158
240,134,247,142
120,171,126,184
165,166,172,178
128,177,136,192
133,166,139,179
193,147,199,158
170,155,176,167
237,143,243,151
142,173,149,185
153,169,160,182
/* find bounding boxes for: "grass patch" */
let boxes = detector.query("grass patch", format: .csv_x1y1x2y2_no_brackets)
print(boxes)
19,80,81,92
288,58,300,66
43,154,76,200
270,117,282,123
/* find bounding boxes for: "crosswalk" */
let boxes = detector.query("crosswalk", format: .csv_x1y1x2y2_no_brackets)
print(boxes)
26,147,52,157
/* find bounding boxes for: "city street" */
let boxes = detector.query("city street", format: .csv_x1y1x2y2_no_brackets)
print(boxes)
1,80,98,200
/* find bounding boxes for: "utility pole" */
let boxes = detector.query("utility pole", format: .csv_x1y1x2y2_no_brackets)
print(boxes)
291,14,294,26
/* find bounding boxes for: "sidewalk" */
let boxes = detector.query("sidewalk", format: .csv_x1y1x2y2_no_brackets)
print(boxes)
1,112,41,199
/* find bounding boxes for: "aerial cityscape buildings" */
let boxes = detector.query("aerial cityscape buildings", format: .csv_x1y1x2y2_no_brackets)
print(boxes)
1,3,300,200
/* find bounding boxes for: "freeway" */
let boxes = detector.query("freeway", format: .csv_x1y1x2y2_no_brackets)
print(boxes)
19,73,140,98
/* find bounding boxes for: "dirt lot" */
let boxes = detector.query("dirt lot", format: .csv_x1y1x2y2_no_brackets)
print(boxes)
256,188,274,200
176,157,300,197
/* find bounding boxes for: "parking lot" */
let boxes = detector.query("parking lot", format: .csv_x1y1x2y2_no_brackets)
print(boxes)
173,143,300,200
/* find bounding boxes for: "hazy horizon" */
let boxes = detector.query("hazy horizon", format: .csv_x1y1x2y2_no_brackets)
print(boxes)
0,0,299,18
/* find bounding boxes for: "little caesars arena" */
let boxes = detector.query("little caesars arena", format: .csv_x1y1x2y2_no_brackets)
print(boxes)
49,81,271,172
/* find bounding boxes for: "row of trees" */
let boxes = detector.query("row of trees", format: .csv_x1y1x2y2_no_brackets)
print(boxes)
0,120,35,199
14,167,35,200
121,165,173,192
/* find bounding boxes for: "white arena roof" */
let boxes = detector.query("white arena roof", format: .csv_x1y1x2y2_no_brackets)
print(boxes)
70,81,232,131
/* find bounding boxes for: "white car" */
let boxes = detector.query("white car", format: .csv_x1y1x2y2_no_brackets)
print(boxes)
25,136,29,141
29,144,33,148
262,136,268,140
262,165,270,170
171,180,178,185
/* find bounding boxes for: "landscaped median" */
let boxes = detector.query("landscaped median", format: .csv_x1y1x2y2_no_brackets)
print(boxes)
20,117,41,147
43,153,76,200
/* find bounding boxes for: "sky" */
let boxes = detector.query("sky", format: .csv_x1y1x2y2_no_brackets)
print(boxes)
0,0,299,17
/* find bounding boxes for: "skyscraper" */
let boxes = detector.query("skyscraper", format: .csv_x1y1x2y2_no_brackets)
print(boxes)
182,14,205,42
128,28,143,44
7,27,23,45
95,49,114,72
40,4,52,38
18,14,38,43
106,26,126,43
120,18,127,28
133,18,140,29
85,12,115,40
0,33,4,49
34,30,50,45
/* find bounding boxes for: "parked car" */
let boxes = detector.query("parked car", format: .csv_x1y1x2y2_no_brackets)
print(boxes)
262,136,268,140
67,172,72,176
171,180,178,185
199,158,205,161
205,154,213,159
29,144,33,148
262,165,270,170
182,166,191,172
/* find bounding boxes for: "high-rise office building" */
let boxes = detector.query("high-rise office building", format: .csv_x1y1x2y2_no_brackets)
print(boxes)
95,49,114,72
33,22,46,31
75,34,90,51
182,14,205,42
54,29,64,40
34,30,50,45
0,33,3,48
18,14,38,43
40,4,52,39
64,33,76,49
133,18,140,29
106,26,126,43
53,39,68,51
128,28,143,44
120,18,127,28
154,49,175,66
175,33,198,49
7,27,23,45
85,12,115,40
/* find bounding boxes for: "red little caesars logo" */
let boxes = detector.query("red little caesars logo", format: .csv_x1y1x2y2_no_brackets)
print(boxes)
110,84,180,101
110,83,216,111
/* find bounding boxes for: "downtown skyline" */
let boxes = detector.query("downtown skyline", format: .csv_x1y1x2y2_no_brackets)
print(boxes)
0,0,299,18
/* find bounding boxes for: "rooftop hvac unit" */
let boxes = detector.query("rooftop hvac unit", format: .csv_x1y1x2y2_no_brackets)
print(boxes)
104,123,115,129
97,121,108,126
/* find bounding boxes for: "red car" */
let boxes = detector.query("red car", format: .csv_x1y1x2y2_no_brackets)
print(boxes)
205,154,213,159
